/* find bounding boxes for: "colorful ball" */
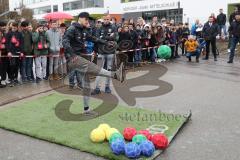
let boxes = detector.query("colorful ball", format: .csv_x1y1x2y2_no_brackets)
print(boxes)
132,134,147,145
98,123,111,133
151,133,169,149
123,127,137,141
106,128,119,141
90,128,106,143
139,140,155,157
157,45,172,59
138,130,152,141
110,139,125,155
109,132,124,144
125,142,141,159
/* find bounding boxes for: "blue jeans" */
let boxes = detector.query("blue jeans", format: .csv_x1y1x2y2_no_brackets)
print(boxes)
186,50,200,59
21,57,33,80
69,69,82,87
219,25,227,36
95,54,113,88
229,36,240,62
150,48,157,62
134,47,142,64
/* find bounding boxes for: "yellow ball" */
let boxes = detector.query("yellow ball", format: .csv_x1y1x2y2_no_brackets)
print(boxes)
90,128,106,143
106,128,119,141
98,124,111,133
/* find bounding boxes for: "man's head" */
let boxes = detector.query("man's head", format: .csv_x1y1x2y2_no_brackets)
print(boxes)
103,14,111,25
0,20,7,31
37,24,44,32
219,9,223,14
128,23,134,30
195,19,200,24
123,25,129,32
236,13,240,22
78,12,93,27
11,22,18,32
209,16,214,23
234,7,238,13
50,20,58,30
21,21,29,31
152,16,158,23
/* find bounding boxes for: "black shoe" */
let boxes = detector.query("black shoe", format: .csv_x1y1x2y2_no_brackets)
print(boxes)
27,77,34,82
83,109,99,116
14,79,21,85
227,60,233,63
196,58,199,63
214,58,217,61
91,88,101,95
175,55,180,58
202,57,209,60
43,77,48,81
8,80,14,87
36,77,42,83
188,57,192,62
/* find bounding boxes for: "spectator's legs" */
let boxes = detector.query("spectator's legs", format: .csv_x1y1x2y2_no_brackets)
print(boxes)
20,58,27,82
41,56,47,79
49,56,54,79
229,37,239,62
205,40,210,59
35,56,42,79
105,54,113,88
211,39,217,59
26,57,33,80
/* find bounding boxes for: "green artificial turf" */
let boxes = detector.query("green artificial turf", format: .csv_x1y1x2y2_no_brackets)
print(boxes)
0,93,190,160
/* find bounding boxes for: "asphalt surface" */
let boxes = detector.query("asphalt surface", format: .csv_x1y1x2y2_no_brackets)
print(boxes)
0,56,240,160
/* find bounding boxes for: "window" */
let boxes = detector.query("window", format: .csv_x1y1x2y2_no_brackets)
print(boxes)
53,5,58,12
33,6,51,15
121,0,143,3
63,0,104,11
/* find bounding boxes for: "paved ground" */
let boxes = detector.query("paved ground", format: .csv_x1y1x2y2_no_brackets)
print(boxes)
0,55,240,160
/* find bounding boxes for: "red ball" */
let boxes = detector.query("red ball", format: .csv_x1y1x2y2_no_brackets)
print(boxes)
151,133,169,149
138,130,152,141
123,127,137,141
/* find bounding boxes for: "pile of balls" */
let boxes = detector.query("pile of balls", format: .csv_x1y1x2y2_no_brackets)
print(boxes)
90,124,169,159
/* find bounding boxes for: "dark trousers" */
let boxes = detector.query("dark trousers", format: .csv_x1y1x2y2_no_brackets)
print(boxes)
205,39,217,59
8,58,19,81
20,57,33,80
229,36,240,62
0,57,8,81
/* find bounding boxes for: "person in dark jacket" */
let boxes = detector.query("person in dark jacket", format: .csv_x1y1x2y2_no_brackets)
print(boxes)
92,14,118,95
202,17,220,61
181,23,190,55
0,20,7,88
217,9,227,37
62,12,125,115
20,21,33,82
6,22,24,86
228,7,239,52
227,13,240,63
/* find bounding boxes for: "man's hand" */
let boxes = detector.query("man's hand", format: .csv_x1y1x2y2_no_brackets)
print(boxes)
7,52,12,58
20,53,25,57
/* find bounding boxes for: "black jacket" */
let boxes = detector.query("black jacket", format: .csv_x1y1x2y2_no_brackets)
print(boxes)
96,23,117,41
6,31,24,55
62,23,103,58
217,13,226,25
229,21,240,37
202,22,219,40
229,12,238,24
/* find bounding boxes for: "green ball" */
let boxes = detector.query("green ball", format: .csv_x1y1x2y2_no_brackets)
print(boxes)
109,132,124,144
132,134,147,145
157,45,172,59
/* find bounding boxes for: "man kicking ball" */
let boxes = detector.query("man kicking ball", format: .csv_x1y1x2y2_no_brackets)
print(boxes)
63,12,125,115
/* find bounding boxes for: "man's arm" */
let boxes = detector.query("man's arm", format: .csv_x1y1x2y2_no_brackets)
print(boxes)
62,26,75,58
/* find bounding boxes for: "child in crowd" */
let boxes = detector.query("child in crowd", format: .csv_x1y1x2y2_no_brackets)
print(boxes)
184,35,200,62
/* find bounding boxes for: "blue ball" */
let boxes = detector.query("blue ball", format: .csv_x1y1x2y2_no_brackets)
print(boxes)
139,140,155,157
110,139,125,155
125,142,141,159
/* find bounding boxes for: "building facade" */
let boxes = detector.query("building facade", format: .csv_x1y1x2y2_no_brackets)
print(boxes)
9,0,240,25
0,0,9,15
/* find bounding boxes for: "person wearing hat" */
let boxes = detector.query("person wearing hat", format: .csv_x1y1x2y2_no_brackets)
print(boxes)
227,13,240,63
62,12,125,115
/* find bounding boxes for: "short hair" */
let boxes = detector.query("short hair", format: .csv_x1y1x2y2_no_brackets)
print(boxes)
12,22,18,27
21,21,29,27
0,20,7,27
60,23,66,28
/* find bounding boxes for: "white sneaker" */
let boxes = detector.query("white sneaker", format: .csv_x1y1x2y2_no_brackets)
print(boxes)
1,81,6,85
227,49,231,53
